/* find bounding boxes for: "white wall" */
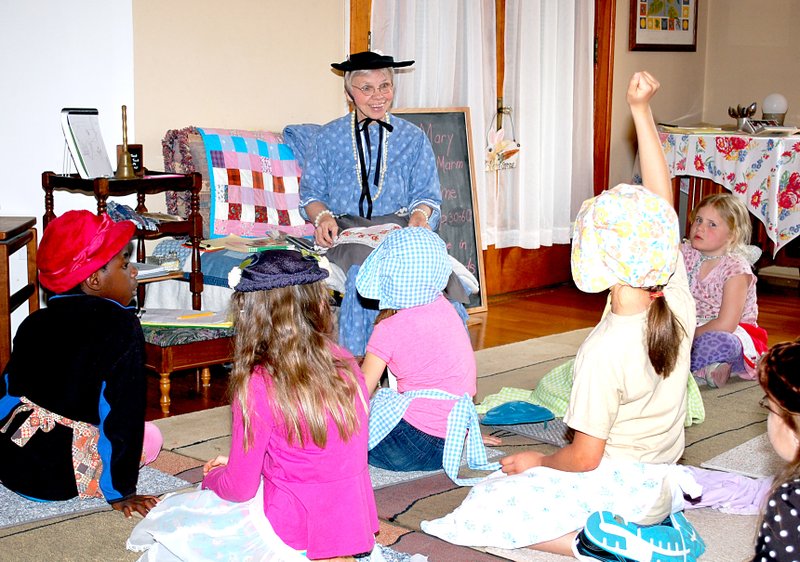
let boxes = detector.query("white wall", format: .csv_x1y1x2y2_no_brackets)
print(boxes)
0,1,135,336
607,0,800,188
0,1,135,218
0,0,348,344
703,0,800,127
132,0,349,176
607,0,708,187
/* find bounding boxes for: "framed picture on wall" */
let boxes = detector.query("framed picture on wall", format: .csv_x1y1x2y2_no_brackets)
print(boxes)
629,0,698,51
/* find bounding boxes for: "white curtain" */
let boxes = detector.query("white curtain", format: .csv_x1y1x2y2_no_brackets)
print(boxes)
371,1,593,250
495,0,594,249
371,0,496,248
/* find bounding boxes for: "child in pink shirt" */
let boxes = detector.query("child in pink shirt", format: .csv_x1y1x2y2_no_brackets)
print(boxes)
357,227,499,483
130,251,377,561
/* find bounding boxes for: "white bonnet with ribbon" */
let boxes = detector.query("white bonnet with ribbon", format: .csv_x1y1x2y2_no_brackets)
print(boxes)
571,183,679,293
356,227,451,310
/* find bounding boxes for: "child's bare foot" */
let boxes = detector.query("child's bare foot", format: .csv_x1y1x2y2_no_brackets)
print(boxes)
695,362,732,388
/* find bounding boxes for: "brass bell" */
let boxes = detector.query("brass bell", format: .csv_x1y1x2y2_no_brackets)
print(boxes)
115,105,136,180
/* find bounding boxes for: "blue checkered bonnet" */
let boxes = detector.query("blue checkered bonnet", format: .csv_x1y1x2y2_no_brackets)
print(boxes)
356,227,451,310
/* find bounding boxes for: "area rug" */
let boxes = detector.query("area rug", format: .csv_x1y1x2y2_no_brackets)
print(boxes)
701,432,783,479
0,467,191,530
0,330,770,561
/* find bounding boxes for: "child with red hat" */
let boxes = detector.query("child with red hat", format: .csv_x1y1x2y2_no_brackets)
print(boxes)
0,210,161,518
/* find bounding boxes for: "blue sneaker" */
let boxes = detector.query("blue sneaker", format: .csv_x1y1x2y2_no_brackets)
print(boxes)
573,529,634,561
583,511,690,562
664,511,705,560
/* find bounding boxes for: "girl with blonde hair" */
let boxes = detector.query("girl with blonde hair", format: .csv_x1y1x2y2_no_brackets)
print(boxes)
129,251,378,561
684,193,767,388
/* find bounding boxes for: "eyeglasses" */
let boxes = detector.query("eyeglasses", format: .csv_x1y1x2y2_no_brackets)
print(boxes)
352,83,393,97
759,395,781,415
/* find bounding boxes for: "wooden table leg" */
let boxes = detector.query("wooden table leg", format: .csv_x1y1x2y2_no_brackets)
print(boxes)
25,229,39,313
159,372,171,415
200,367,212,397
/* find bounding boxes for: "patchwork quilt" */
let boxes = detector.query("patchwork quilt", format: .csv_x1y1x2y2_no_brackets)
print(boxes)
198,128,313,238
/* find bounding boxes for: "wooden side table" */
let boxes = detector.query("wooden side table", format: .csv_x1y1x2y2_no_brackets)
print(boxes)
41,171,204,309
0,217,39,370
142,326,234,415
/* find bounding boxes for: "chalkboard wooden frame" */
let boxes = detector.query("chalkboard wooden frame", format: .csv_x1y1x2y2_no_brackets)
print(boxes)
394,107,488,313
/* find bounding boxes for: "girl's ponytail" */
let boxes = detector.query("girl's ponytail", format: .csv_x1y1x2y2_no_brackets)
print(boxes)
646,286,686,377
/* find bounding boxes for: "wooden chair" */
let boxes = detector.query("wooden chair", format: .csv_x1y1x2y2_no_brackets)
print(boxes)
0,217,39,370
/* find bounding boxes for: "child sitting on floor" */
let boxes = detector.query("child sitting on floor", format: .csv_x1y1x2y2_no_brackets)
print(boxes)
421,71,705,560
752,338,800,560
356,227,500,484
131,250,378,561
684,192,768,388
0,210,161,518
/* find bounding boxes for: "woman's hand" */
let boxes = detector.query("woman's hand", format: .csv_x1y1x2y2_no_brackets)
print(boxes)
111,494,159,518
314,214,339,247
203,455,229,476
408,205,432,229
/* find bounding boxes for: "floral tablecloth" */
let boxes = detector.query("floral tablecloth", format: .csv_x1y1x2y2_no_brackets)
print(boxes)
660,132,800,256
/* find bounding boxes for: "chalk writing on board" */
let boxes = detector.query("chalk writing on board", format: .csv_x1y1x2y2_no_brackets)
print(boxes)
394,108,487,312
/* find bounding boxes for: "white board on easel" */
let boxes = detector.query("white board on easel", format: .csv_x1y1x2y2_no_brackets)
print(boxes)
60,108,113,179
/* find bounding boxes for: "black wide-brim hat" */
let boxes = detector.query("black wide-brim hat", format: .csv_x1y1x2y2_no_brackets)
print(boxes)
332,51,414,72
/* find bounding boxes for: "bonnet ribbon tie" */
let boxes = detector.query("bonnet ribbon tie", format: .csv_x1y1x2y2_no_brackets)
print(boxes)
355,118,392,219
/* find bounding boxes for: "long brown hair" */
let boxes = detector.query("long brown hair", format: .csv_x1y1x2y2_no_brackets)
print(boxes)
759,339,800,495
646,286,687,377
229,281,362,450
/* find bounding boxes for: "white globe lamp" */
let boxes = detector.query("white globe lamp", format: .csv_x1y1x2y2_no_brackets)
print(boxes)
762,93,788,125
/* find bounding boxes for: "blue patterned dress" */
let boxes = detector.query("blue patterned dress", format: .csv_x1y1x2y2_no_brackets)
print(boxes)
299,112,441,227
299,113,442,355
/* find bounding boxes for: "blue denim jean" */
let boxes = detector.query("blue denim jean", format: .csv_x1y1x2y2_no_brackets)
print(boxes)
368,418,445,472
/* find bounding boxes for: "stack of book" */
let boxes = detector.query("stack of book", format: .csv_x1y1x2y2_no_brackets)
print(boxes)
200,233,298,253
134,262,181,281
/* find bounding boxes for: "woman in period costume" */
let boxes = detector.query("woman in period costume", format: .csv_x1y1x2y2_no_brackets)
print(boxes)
297,51,458,356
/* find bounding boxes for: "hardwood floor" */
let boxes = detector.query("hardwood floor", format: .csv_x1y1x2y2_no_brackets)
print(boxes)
144,280,800,421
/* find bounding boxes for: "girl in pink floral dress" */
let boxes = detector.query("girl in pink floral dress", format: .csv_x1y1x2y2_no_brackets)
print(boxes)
683,193,768,388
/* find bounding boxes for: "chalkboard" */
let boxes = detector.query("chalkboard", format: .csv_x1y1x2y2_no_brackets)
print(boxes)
394,108,487,313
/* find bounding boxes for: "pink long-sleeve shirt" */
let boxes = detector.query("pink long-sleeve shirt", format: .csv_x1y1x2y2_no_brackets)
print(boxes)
203,346,378,559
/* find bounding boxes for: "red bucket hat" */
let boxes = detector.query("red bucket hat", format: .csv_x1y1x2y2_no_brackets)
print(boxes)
38,210,136,293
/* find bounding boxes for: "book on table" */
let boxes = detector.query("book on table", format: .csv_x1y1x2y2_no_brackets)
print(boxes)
138,308,233,328
60,108,114,179
199,233,294,253
133,262,183,281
